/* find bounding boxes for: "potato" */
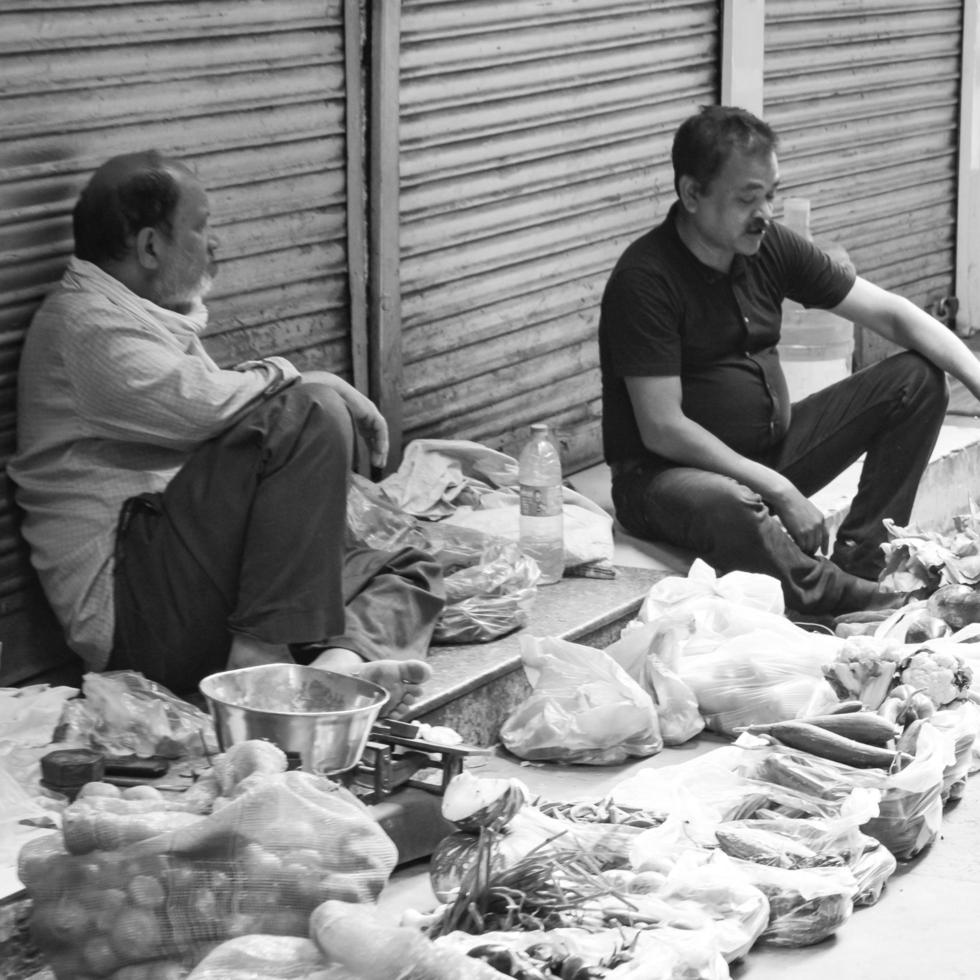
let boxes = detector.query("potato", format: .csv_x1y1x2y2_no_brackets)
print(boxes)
128,874,167,909
109,907,164,962
30,898,92,949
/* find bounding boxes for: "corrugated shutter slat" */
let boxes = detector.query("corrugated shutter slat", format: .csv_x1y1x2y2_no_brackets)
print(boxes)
764,0,961,334
398,0,719,464
0,0,353,684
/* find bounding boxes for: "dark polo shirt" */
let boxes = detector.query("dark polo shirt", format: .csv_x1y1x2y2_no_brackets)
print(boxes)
598,202,855,467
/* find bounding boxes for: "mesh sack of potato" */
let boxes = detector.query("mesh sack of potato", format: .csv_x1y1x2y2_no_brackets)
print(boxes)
18,741,397,980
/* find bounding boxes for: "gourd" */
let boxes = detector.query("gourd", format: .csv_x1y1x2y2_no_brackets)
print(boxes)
738,721,905,769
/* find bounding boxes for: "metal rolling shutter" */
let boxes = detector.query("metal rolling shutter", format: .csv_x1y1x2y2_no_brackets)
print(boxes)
0,0,354,683
397,0,720,468
763,0,963,365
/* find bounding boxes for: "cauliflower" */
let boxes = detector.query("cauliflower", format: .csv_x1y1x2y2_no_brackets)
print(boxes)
822,636,904,708
898,649,974,707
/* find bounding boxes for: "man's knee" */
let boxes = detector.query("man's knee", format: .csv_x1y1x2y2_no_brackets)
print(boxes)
654,472,770,554
696,477,769,533
280,379,354,449
891,351,950,410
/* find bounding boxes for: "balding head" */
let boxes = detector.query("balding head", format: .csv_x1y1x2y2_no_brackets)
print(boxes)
71,151,217,313
73,150,193,266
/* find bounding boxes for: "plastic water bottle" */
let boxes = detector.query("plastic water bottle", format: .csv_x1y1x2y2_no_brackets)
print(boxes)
518,423,564,585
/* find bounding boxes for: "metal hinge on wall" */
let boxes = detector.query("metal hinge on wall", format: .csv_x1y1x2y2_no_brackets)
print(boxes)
931,295,961,333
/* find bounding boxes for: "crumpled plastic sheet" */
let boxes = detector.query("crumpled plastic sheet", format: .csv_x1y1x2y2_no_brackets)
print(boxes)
372,438,616,574
0,684,79,871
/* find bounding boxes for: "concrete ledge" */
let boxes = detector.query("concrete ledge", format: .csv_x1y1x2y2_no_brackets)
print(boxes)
411,565,669,744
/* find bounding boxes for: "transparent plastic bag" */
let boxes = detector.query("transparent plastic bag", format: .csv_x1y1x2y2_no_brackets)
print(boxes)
660,850,771,962
499,635,663,765
432,540,539,644
730,859,857,947
740,724,951,861
678,632,831,736
861,721,953,859
188,935,351,979
57,671,218,759
19,765,397,979
929,700,980,801
849,840,897,907
345,472,431,554
637,559,786,619
607,619,705,745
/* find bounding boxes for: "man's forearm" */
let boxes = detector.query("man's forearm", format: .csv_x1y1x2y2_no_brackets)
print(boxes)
641,415,794,506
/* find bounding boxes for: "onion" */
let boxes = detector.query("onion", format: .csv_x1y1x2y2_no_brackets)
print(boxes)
440,772,528,831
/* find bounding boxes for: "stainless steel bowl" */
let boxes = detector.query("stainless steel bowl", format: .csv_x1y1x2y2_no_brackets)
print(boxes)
199,663,390,775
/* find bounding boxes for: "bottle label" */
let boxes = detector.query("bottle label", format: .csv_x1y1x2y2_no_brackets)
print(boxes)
519,484,562,518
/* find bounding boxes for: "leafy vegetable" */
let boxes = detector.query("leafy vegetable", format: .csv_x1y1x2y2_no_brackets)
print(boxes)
821,637,904,709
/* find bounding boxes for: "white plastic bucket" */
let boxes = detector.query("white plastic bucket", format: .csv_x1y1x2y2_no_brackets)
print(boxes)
778,305,855,402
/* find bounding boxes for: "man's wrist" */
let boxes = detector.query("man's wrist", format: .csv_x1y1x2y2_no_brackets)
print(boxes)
233,356,300,395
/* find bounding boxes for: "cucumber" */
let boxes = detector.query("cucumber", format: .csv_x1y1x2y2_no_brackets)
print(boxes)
741,721,900,769
792,711,900,747
826,700,865,715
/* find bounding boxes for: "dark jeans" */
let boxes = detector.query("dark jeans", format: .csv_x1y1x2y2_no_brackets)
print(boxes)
612,352,949,614
109,379,444,695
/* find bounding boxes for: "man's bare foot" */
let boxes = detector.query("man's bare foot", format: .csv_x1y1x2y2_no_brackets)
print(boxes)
302,648,432,718
354,659,432,719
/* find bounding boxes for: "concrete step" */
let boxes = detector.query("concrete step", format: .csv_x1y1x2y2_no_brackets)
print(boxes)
412,416,980,746
413,564,668,744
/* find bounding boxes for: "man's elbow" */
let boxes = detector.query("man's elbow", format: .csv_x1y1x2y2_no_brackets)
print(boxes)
637,421,683,459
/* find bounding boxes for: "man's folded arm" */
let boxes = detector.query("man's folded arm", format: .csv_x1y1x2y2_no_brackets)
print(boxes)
66,315,298,448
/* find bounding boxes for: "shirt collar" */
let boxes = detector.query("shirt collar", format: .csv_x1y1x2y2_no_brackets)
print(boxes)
63,257,210,336
665,202,751,285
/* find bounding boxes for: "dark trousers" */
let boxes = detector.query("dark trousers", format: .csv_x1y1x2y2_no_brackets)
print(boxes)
612,352,949,614
109,380,444,695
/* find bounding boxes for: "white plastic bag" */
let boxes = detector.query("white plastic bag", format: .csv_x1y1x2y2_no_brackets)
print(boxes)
58,671,218,758
499,635,663,765
862,721,954,859
188,935,348,979
730,860,857,947
606,619,705,745
678,631,832,736
637,559,786,620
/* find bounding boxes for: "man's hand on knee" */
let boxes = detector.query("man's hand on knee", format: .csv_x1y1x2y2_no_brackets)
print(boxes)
302,371,389,468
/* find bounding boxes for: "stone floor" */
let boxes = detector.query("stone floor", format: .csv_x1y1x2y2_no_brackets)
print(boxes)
5,404,980,980
381,746,980,980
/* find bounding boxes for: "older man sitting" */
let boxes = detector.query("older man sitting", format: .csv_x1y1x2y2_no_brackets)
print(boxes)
10,150,444,714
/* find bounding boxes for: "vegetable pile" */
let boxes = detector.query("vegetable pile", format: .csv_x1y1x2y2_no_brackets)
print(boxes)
399,565,980,978
20,740,398,979
879,514,980,595
16,561,980,980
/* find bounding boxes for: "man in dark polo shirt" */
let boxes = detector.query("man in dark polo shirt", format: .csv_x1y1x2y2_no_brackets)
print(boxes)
599,105,980,614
